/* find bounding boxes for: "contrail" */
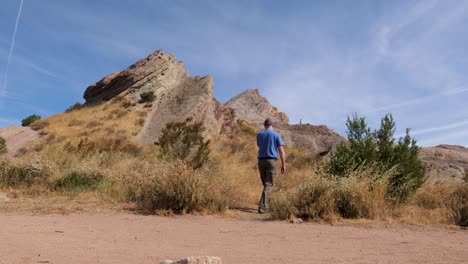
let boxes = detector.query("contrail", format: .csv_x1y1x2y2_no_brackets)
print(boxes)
1,0,24,95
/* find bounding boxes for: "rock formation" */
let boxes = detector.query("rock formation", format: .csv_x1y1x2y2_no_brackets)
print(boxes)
420,145,468,182
84,50,223,143
225,89,345,155
82,49,467,180
0,126,39,156
83,50,343,155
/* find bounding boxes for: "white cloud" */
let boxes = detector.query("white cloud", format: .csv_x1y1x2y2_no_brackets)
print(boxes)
407,119,468,137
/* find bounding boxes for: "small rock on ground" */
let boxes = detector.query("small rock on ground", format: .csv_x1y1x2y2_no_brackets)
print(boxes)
0,192,9,202
161,256,222,264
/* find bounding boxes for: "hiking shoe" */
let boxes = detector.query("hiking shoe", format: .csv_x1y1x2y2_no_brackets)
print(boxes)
258,208,270,214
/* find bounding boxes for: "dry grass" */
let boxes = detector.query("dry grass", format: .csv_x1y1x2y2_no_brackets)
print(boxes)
1,100,467,227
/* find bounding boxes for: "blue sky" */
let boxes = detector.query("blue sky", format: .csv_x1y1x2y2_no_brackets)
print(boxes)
1,0,467,147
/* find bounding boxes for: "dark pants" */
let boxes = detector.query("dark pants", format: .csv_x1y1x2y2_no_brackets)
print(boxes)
258,159,277,211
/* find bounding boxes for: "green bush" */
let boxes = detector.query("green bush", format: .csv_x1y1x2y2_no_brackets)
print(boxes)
0,162,49,187
157,119,211,169
327,114,425,203
65,102,85,112
53,170,105,192
0,136,7,154
21,114,41,127
139,91,156,103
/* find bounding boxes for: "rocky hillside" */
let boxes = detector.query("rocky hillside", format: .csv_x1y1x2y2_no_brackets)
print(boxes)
83,50,343,156
420,145,468,182
74,49,468,180
225,89,344,155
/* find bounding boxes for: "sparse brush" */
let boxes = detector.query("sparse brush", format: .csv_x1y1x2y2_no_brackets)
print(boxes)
0,158,50,187
269,191,295,220
0,136,7,154
127,161,227,214
53,170,106,192
448,184,468,227
65,102,86,112
139,91,156,103
269,165,393,221
410,183,453,209
30,120,49,131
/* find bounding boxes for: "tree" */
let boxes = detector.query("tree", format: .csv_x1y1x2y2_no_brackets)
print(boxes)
157,119,210,169
387,129,425,203
327,114,425,203
21,115,41,127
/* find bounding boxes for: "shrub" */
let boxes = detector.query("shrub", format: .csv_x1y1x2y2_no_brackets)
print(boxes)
53,170,105,192
65,102,85,112
269,192,295,220
0,162,49,187
129,162,227,214
327,114,425,203
157,120,211,169
139,91,156,103
411,183,452,210
269,165,392,221
21,114,41,127
0,136,7,154
30,120,49,130
448,184,468,227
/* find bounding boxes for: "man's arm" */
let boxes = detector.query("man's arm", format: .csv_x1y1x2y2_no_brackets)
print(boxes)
278,145,285,174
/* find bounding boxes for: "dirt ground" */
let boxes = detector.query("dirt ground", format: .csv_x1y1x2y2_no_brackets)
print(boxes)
0,212,466,264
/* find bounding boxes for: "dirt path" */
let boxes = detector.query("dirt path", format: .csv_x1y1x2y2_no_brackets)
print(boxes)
0,213,466,264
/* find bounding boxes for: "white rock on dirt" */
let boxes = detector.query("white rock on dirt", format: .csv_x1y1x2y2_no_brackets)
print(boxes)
160,256,222,264
0,192,9,202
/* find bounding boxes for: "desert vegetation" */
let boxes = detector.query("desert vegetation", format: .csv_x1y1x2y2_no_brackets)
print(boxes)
139,91,156,103
0,102,466,227
269,114,466,226
0,136,6,154
21,114,41,127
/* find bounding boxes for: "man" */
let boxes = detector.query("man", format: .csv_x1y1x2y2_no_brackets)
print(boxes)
256,118,285,214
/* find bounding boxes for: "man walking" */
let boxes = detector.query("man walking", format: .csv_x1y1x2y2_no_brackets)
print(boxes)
257,118,285,214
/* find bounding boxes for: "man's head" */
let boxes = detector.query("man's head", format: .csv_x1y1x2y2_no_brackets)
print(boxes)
264,118,273,129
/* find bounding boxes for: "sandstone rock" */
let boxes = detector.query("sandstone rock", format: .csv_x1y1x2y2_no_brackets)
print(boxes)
420,145,468,182
136,75,223,144
83,49,223,142
160,256,222,264
225,89,345,156
84,50,188,105
0,126,39,156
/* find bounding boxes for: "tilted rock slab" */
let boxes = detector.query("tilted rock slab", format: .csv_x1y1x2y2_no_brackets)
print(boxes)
160,256,222,264
83,49,223,143
0,126,39,156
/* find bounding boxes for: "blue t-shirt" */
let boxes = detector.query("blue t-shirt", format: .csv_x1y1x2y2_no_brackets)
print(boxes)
257,129,284,159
